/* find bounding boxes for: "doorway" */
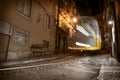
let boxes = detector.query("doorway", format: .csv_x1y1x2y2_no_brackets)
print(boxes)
0,33,9,61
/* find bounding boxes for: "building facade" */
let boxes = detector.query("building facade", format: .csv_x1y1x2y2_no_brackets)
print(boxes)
95,0,120,61
0,0,58,60
114,0,120,61
55,0,78,53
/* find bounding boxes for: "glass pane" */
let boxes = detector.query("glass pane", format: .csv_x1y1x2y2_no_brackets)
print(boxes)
17,0,25,13
24,0,31,17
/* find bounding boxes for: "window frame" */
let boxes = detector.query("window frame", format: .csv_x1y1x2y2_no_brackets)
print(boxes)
17,0,32,18
45,13,51,29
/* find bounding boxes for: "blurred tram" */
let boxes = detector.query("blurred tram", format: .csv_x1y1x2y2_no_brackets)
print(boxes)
68,16,101,55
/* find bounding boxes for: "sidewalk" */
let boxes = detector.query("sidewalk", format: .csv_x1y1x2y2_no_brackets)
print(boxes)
0,53,68,68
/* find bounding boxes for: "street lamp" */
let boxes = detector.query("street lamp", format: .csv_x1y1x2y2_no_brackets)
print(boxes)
108,19,114,25
72,17,78,23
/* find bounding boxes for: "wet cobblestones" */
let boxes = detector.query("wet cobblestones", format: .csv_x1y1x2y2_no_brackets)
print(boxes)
0,54,120,80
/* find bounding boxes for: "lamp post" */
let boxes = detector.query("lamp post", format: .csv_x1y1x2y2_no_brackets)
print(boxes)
107,19,115,56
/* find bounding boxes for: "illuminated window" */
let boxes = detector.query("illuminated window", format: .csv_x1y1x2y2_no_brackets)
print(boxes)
17,0,32,18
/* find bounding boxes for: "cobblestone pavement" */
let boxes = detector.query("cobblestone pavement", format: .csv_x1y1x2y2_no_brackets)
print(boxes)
0,54,120,80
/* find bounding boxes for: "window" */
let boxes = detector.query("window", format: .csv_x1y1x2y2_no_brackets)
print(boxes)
43,40,49,48
17,0,32,18
45,13,51,29
0,20,11,35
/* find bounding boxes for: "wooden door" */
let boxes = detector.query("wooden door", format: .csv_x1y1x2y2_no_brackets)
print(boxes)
0,33,9,61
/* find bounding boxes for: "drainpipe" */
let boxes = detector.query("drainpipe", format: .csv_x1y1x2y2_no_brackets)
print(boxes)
55,0,59,53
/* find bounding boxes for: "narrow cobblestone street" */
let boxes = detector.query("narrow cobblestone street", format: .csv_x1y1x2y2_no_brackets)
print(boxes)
0,54,120,80
0,0,120,80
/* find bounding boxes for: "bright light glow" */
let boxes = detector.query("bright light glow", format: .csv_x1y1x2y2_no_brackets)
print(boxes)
73,17,77,23
108,20,114,25
76,25,91,37
75,42,91,47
